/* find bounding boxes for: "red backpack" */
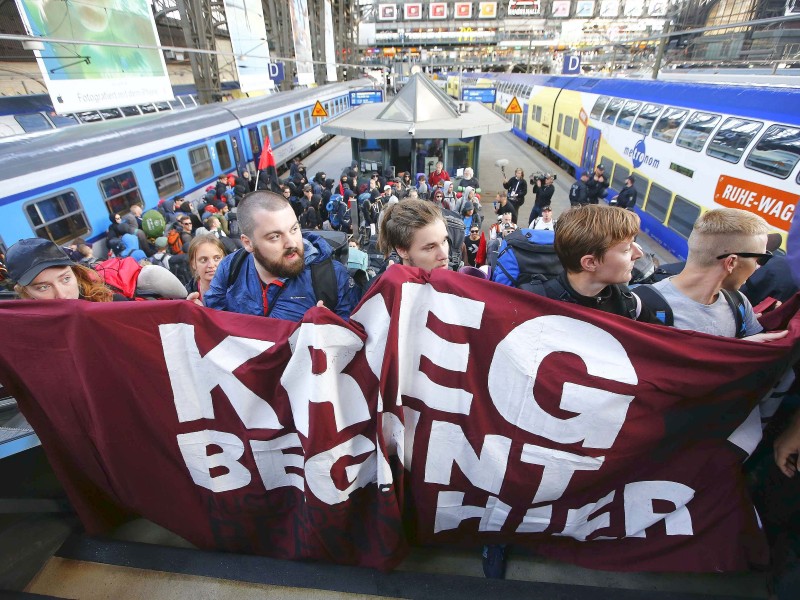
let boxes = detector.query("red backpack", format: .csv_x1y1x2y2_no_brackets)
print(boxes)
94,257,142,299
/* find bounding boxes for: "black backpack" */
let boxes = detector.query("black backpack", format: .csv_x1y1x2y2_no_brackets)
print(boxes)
442,208,466,270
632,285,747,338
569,182,581,203
491,228,563,288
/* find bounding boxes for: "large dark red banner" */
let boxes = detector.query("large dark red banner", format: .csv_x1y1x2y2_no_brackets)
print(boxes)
1,266,799,572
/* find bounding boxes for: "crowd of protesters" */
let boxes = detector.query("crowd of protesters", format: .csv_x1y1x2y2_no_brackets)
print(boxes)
1,155,800,598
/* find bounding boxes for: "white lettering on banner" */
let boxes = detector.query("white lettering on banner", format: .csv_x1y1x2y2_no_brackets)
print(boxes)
251,433,304,492
520,444,605,504
560,490,615,541
281,323,369,438
159,324,280,428
305,434,377,505
517,504,552,533
488,315,637,449
378,406,420,489
398,283,485,414
624,481,694,537
425,420,511,494
351,294,392,378
177,429,252,492
434,491,511,533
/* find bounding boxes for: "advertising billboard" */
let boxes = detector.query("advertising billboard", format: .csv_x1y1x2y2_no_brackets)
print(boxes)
222,0,273,93
324,0,337,82
289,0,315,85
14,0,172,113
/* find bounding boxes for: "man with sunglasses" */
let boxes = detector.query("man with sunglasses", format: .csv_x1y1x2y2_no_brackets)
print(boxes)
649,208,787,342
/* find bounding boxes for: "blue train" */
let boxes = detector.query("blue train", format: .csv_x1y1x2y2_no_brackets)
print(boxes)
0,79,365,252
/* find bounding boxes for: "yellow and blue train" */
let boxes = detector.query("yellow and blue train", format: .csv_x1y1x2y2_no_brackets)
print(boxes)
448,73,800,259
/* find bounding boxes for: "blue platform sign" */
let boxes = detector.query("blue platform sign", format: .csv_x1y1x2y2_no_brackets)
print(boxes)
562,55,581,75
268,62,285,84
349,89,384,106
462,87,497,103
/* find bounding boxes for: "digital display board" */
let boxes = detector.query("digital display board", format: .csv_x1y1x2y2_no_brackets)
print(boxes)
349,89,384,105
462,87,497,103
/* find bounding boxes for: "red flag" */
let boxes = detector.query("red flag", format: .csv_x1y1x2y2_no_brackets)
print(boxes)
257,136,276,171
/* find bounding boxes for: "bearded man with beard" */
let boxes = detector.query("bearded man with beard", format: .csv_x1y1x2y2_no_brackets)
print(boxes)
204,191,359,321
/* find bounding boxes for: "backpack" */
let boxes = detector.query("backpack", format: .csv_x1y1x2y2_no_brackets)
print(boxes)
142,209,166,239
94,257,143,299
526,276,640,320
166,229,184,255
569,182,581,203
491,228,563,287
442,209,466,270
632,285,747,338
327,195,343,230
150,251,170,270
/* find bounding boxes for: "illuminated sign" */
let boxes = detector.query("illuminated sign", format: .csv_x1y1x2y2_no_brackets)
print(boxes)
349,89,384,106
462,87,497,103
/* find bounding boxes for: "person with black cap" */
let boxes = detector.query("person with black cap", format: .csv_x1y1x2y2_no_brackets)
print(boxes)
610,176,637,210
6,238,118,301
586,164,609,205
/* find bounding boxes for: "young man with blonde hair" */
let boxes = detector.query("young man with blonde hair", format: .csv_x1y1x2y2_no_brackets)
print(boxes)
650,207,787,342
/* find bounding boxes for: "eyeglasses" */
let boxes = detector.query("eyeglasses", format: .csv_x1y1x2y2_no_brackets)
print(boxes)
470,229,480,234
181,220,192,226
716,251,773,266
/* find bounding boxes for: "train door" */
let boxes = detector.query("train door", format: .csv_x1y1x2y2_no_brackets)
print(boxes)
230,135,242,172
580,126,601,176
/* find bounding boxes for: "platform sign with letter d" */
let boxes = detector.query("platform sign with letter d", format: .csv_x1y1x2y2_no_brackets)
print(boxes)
562,55,581,75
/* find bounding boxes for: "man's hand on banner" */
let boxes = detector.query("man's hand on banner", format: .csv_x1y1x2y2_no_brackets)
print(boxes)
186,291,202,307
744,330,789,343
774,410,800,477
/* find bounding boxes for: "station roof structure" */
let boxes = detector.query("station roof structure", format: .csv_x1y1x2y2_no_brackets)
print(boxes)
321,73,512,139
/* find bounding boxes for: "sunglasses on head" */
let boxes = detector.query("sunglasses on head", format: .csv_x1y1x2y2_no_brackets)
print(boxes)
716,251,773,266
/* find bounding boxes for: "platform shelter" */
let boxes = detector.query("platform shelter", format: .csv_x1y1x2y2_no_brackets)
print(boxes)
321,73,511,181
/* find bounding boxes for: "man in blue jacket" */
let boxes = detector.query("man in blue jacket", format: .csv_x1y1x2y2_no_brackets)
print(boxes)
204,191,359,321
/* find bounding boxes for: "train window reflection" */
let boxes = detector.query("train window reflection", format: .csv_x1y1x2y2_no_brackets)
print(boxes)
668,196,701,239
706,118,762,164
590,96,609,120
676,112,721,152
48,112,79,128
611,163,630,191
745,125,800,179
303,109,311,130
294,112,303,134
616,101,641,130
24,190,89,244
99,171,142,215
632,104,663,136
283,116,292,137
120,106,141,117
189,145,213,183
652,107,688,143
215,140,232,172
644,182,671,223
270,120,282,144
602,98,624,125
76,111,102,123
150,156,183,197
14,113,51,133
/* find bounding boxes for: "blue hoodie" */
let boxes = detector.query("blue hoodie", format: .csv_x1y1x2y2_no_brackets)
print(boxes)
204,232,358,322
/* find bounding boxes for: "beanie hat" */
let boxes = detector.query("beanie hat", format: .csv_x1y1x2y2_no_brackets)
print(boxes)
155,236,168,249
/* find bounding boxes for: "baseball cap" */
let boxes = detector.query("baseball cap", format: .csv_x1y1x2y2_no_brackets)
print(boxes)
384,185,392,191
767,232,783,253
6,238,75,286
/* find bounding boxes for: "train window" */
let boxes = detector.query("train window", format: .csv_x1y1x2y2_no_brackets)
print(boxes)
632,103,663,136
99,108,122,120
283,116,292,137
189,145,213,182
99,171,142,215
615,101,641,130
215,140,232,171
76,111,103,123
139,104,157,114
14,113,51,133
155,102,171,112
652,107,688,143
676,112,721,152
303,110,310,130
120,106,141,117
294,112,303,134
590,96,609,120
324,102,331,119
557,113,563,133
48,112,79,128
644,182,671,223
270,120,282,144
667,196,701,239
564,116,572,137
535,105,542,123
611,163,630,191
706,118,763,164
169,99,183,109
248,127,261,156
571,118,579,140
601,98,624,125
150,156,183,197
24,191,89,244
744,124,800,179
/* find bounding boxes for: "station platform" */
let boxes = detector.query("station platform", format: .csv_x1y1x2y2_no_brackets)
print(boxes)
297,130,678,267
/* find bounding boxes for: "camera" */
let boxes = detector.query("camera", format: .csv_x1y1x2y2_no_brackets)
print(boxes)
530,172,556,185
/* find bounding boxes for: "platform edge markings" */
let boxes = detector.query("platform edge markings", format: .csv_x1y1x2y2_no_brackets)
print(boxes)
55,535,751,600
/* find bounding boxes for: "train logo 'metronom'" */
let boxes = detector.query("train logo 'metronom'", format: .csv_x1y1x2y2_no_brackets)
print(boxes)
626,139,661,169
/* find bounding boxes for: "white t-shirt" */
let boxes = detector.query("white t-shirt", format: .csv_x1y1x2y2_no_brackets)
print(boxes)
651,278,762,338
530,218,555,231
